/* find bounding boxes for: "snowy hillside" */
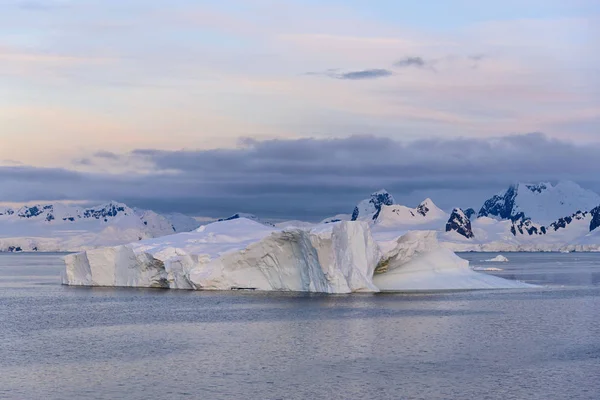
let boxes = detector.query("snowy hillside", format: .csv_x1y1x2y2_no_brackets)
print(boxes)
0,201,199,252
218,212,275,227
375,198,448,229
478,181,600,225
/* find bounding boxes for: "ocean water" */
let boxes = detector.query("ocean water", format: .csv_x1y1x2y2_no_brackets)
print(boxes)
1,252,599,400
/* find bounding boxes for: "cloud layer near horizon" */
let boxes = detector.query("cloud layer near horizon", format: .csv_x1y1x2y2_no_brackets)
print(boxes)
2,133,600,220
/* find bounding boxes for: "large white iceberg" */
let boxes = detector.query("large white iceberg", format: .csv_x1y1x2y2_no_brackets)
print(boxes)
62,218,533,293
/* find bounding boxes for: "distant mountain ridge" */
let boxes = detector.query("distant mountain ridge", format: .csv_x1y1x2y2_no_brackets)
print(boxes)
318,181,600,251
4,180,600,252
0,201,199,252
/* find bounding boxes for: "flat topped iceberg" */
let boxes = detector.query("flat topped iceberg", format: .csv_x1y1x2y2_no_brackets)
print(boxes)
63,219,381,293
62,218,534,293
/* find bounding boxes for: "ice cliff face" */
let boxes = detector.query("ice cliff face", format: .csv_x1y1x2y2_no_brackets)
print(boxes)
351,190,395,221
446,208,474,239
63,218,532,293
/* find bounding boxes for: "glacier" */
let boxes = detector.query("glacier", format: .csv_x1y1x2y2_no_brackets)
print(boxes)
62,218,533,293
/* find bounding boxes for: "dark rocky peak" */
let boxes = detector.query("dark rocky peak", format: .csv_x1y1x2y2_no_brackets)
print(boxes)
351,189,395,221
478,184,518,219
446,208,474,239
590,206,600,232
464,208,476,220
369,190,395,221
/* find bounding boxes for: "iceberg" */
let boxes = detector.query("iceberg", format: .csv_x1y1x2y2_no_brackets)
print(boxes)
62,218,534,293
472,267,504,271
485,255,509,262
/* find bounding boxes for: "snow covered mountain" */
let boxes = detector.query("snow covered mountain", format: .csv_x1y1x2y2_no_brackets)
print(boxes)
478,181,600,225
347,183,600,251
6,180,600,253
351,190,395,221
348,190,447,230
443,203,600,252
0,201,199,252
269,183,600,251
375,198,448,229
446,208,474,239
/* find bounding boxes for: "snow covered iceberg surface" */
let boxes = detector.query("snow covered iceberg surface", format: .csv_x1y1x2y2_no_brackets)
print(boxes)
63,218,533,293
373,231,532,291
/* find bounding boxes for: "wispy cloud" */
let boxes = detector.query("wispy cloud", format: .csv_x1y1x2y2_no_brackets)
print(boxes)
394,56,427,68
336,69,393,80
93,151,121,160
306,68,393,80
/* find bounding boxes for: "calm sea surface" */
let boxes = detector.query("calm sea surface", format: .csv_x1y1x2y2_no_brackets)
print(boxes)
1,252,599,400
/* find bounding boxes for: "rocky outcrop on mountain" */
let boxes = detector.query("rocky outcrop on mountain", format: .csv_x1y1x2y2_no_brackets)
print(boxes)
549,211,588,232
510,214,546,236
478,185,518,220
445,208,474,239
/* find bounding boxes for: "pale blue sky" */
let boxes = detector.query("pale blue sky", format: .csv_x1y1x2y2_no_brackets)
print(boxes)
0,0,599,216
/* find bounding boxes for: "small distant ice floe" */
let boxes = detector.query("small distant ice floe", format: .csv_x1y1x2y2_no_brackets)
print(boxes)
485,255,509,262
472,266,504,272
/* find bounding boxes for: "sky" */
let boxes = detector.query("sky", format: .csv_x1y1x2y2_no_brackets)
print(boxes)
0,0,599,220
